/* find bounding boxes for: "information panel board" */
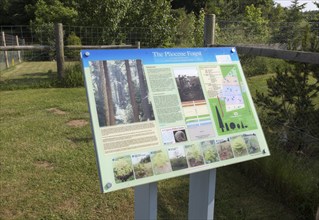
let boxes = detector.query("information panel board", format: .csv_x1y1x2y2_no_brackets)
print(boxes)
81,47,270,193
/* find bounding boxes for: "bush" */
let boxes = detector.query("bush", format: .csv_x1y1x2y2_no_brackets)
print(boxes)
61,63,84,87
241,56,292,77
65,32,82,60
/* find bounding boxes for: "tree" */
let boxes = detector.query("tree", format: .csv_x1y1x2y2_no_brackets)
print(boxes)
124,0,175,47
172,9,196,47
0,0,37,25
102,61,115,126
171,0,207,15
205,0,241,20
243,4,269,43
125,60,139,122
255,64,318,152
269,4,288,43
26,0,77,26
23,0,78,59
136,60,152,120
76,0,131,28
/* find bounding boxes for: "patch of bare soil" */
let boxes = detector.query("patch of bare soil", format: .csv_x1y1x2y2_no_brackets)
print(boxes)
34,161,54,170
66,119,88,128
47,108,67,115
58,198,79,214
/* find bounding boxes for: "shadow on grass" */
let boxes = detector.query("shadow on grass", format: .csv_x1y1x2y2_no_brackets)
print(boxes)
21,72,54,78
0,77,57,90
158,177,189,219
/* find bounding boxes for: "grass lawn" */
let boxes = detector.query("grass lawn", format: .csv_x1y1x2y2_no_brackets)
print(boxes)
0,62,57,90
0,87,297,219
0,61,77,90
0,61,57,80
0,61,309,219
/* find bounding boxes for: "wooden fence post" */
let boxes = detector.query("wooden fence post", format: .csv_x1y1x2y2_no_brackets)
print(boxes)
16,35,21,63
1,32,9,68
55,23,65,80
204,14,216,47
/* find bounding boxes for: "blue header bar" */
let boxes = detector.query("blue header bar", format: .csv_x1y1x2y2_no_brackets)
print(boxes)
81,47,239,67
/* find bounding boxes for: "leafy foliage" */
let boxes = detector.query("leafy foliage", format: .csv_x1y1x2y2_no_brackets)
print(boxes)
231,136,248,157
61,63,84,88
243,4,269,43
151,151,170,168
127,0,175,47
255,64,318,152
113,156,134,183
76,0,132,44
204,148,219,163
65,32,82,60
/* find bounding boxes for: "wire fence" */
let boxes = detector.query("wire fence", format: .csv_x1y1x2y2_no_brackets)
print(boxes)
217,20,319,47
0,22,318,156
1,20,318,68
0,33,25,71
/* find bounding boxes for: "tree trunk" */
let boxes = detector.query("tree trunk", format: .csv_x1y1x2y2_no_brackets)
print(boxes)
125,60,139,122
136,59,152,120
98,61,108,126
103,61,116,125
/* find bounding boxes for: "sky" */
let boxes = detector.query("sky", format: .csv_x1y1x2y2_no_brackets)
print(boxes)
274,0,318,11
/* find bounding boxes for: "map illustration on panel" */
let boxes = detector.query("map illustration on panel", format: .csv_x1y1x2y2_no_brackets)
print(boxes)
200,64,257,135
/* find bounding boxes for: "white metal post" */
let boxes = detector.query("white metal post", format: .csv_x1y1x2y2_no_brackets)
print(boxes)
188,169,216,220
134,182,157,220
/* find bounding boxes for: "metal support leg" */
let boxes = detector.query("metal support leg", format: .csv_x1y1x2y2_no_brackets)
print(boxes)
188,169,216,220
134,182,157,220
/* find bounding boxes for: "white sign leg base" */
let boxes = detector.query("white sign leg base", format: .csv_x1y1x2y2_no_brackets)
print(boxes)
188,169,216,220
134,182,157,220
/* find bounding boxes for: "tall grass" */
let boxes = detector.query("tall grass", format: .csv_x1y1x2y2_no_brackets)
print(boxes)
60,63,84,88
238,132,319,219
244,72,319,219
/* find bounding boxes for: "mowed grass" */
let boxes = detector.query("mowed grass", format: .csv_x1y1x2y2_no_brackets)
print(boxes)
0,62,57,90
0,62,298,219
0,61,77,90
0,88,134,219
0,61,57,80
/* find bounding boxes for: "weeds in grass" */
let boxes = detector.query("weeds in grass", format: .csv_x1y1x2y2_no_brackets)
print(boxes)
59,63,84,88
1,62,317,219
238,143,319,220
0,61,84,90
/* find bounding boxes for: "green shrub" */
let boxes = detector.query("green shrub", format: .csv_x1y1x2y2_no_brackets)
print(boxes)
61,63,84,87
241,56,291,77
65,32,82,60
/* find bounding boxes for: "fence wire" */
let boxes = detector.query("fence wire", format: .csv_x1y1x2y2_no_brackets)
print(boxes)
0,23,318,156
0,33,25,71
217,20,319,48
1,20,317,63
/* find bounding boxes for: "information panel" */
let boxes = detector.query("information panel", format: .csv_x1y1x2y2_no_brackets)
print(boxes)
81,47,270,193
